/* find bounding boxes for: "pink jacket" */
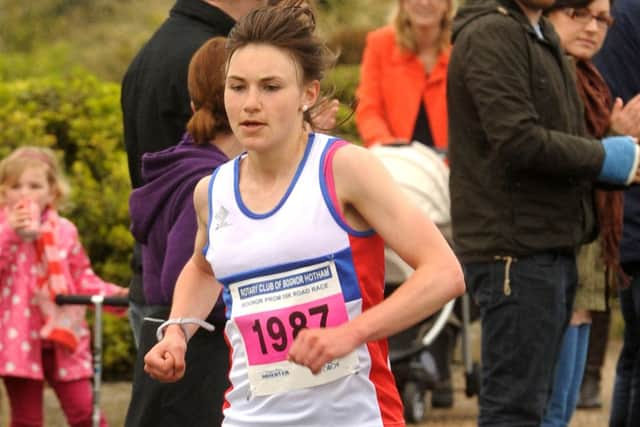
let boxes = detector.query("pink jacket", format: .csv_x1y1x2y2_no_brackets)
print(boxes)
0,209,122,381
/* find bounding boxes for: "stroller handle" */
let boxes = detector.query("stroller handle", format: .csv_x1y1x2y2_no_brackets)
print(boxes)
55,294,129,307
53,293,128,427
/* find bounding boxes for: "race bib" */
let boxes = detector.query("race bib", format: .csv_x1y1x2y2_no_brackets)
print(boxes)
229,260,359,396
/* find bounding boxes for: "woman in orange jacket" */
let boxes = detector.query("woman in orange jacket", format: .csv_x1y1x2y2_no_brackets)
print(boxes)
356,0,454,150
355,0,458,410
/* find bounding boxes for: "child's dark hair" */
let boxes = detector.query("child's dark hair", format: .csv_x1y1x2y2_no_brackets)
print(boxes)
186,37,231,144
225,0,337,125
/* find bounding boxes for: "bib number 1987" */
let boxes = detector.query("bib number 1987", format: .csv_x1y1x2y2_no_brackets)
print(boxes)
229,260,358,395
251,303,328,354
236,293,347,365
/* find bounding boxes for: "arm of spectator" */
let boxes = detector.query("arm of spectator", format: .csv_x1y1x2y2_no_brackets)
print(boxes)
598,135,640,185
610,95,640,138
461,18,604,179
355,31,397,147
64,220,128,310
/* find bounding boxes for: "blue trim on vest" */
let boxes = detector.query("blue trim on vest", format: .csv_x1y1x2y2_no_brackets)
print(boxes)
219,248,362,319
233,132,315,219
333,249,363,303
222,284,232,318
318,139,375,238
202,167,221,257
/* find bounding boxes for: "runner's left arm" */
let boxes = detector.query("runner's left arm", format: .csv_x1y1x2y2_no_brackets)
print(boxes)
288,143,465,374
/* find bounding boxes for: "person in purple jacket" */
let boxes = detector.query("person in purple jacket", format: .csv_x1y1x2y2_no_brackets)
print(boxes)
124,37,243,427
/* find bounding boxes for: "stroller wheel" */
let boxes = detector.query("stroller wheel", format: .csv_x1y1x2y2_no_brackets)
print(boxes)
402,381,426,424
465,362,482,397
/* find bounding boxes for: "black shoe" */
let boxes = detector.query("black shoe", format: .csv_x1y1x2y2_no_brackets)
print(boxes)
431,380,453,408
576,373,602,409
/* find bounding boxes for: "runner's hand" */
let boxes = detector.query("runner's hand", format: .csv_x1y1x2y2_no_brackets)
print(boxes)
144,325,187,382
288,324,360,374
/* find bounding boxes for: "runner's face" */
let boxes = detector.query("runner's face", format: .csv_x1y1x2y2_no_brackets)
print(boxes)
224,44,315,152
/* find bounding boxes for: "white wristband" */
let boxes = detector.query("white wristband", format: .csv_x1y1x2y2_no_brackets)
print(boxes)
155,317,216,342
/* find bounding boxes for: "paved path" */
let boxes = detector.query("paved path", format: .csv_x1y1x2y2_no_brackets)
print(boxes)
418,339,621,427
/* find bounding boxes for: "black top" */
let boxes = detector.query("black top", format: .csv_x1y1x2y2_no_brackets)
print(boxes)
121,0,235,189
411,101,435,147
121,0,235,304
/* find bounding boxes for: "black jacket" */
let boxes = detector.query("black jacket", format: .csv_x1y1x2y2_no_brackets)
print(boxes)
121,0,235,189
447,0,605,262
121,0,234,304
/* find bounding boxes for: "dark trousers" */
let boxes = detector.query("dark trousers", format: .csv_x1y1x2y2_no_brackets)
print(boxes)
464,253,577,427
610,272,640,427
124,307,230,427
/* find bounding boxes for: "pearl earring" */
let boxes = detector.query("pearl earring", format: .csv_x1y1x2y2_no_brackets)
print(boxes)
302,105,308,112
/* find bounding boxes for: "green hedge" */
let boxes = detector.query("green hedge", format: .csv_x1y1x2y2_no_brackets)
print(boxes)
324,64,361,144
0,73,135,378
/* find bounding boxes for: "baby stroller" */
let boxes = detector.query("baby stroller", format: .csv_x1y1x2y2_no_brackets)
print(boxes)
370,142,480,423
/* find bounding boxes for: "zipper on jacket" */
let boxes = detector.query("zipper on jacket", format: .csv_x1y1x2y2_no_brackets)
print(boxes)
494,256,517,296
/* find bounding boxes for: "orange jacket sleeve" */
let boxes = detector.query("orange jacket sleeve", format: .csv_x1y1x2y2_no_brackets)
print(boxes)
356,28,397,147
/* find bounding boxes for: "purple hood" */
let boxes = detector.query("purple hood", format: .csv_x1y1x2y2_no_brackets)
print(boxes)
129,133,229,322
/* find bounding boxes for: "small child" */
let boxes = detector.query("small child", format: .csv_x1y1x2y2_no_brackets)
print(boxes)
0,146,128,427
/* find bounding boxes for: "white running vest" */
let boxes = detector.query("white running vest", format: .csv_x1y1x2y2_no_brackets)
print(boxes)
204,133,404,427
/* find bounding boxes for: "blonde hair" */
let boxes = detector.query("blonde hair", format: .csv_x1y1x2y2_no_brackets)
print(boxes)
392,0,455,54
0,146,70,209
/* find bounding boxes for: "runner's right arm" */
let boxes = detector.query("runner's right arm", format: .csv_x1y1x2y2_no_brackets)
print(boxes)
144,176,223,382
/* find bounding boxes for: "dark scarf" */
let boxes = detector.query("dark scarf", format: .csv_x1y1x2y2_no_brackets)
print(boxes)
575,59,627,288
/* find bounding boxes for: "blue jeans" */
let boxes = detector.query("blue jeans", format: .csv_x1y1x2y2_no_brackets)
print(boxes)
464,253,577,427
610,273,640,427
542,323,591,427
